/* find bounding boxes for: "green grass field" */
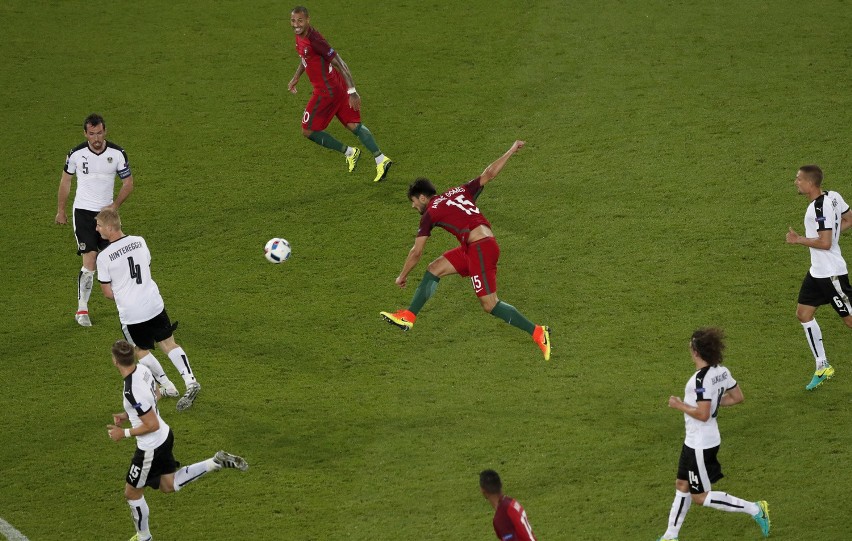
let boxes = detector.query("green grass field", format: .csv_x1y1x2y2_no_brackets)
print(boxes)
1,0,850,539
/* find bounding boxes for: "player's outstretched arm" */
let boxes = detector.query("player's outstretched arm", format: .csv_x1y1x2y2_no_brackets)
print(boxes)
479,140,525,186
396,236,428,288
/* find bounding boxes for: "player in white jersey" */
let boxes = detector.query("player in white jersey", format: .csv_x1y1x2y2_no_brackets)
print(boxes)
655,328,770,541
107,340,248,541
785,165,852,390
55,114,135,327
96,209,202,411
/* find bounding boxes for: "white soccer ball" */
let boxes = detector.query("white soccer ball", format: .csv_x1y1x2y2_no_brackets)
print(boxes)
264,238,291,263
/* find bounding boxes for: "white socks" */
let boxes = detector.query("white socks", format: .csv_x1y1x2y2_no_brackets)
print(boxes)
663,490,691,538
138,353,173,388
78,267,95,310
167,347,196,385
703,491,759,515
127,497,151,540
173,459,217,491
374,153,386,164
345,147,355,157
663,489,759,537
139,349,196,390
801,319,828,370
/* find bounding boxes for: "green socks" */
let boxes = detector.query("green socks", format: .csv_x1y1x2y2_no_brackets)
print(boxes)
352,123,381,156
409,271,440,315
490,301,536,334
308,130,347,153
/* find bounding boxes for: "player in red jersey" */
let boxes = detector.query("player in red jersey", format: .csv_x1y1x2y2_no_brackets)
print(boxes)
287,6,392,182
480,470,538,541
380,140,551,360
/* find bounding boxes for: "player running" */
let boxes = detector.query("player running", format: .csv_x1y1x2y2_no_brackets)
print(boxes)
287,6,392,182
106,340,247,541
655,328,770,541
785,165,852,390
380,140,551,361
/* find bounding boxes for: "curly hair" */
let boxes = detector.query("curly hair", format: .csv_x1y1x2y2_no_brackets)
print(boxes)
690,327,725,366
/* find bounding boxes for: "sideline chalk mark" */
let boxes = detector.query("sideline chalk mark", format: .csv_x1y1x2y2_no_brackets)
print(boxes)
0,518,28,541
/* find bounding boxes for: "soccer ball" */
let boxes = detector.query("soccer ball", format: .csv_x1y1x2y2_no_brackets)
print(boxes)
264,238,291,263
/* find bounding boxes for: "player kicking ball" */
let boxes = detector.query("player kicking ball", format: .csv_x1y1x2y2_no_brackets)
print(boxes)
107,340,247,541
380,140,551,361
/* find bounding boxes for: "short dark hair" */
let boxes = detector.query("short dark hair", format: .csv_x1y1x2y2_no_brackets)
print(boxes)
408,177,437,200
690,327,725,366
112,339,135,366
799,165,823,187
292,5,309,16
83,113,105,131
479,469,502,495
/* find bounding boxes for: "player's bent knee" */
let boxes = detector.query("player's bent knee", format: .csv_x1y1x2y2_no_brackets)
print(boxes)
691,492,707,505
480,297,498,313
301,128,313,138
158,475,175,493
158,336,178,352
796,304,820,323
124,484,144,500
427,257,456,278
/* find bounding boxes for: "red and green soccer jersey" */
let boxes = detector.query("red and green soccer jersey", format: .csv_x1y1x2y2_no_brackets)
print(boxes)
493,496,537,541
295,27,345,96
416,177,493,245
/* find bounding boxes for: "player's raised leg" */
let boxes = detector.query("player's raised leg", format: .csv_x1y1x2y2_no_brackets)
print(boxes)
485,297,551,361
166,450,248,493
347,122,391,182
470,240,551,360
702,492,769,537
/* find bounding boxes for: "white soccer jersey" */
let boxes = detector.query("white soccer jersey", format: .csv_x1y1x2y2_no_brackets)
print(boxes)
682,365,737,449
804,190,849,278
123,364,170,451
64,141,131,212
97,235,164,324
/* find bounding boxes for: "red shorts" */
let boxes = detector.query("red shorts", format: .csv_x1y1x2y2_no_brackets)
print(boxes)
302,90,361,131
443,237,500,297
